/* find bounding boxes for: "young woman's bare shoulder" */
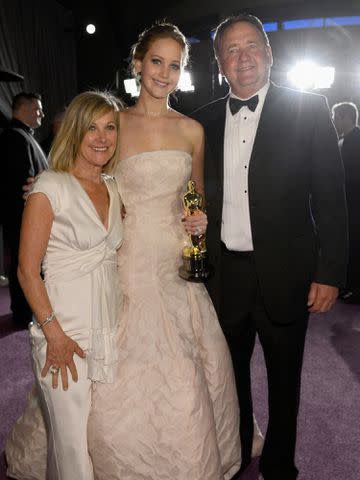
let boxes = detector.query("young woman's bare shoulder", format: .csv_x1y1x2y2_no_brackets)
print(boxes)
175,113,204,137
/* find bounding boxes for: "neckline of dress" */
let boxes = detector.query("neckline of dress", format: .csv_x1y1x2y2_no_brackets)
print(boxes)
69,173,112,233
120,149,192,164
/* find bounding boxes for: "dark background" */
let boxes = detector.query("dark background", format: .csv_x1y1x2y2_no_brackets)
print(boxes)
1,0,360,138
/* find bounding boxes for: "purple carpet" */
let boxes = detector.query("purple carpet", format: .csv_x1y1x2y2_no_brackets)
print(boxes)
0,285,359,480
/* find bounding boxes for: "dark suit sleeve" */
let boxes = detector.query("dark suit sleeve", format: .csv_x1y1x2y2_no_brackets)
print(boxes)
310,96,348,287
8,132,34,179
1,130,34,222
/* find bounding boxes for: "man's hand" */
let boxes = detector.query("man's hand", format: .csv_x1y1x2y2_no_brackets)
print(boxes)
22,176,36,200
307,282,338,313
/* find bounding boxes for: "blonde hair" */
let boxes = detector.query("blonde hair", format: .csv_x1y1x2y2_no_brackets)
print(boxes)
49,90,123,174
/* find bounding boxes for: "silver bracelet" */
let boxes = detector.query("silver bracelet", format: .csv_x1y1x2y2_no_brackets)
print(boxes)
37,311,56,329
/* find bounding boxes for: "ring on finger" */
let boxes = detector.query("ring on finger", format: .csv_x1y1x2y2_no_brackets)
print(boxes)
50,366,60,375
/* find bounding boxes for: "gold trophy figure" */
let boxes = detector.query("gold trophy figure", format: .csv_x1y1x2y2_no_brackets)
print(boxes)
179,180,210,282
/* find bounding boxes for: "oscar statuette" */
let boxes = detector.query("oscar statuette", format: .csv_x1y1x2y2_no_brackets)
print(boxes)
179,180,211,282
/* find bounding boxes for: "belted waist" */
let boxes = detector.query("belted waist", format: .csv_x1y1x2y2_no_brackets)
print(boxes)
43,245,117,284
42,244,120,383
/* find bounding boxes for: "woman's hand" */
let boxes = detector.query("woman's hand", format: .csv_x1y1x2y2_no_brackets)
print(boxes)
41,332,86,391
182,210,208,236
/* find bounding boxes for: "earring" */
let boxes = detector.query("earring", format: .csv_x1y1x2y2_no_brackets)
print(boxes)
135,71,142,82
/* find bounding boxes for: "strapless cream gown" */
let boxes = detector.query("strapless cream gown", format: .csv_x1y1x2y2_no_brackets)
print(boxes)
88,150,242,479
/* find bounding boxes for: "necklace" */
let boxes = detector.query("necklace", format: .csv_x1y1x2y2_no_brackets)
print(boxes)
143,111,165,117
137,107,170,117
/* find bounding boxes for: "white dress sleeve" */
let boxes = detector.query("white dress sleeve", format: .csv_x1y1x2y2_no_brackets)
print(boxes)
28,170,62,214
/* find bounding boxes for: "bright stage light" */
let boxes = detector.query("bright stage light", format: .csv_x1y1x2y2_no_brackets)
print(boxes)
287,61,316,90
287,61,335,90
315,66,335,89
178,71,195,92
86,24,96,35
124,78,139,97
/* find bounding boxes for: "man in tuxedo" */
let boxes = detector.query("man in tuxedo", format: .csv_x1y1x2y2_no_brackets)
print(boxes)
193,14,348,480
332,102,360,302
0,92,47,327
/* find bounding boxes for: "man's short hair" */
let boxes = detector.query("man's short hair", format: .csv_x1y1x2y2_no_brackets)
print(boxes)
332,101,359,125
213,13,270,59
12,92,42,112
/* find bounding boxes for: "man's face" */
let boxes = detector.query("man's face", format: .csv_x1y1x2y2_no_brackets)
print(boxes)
25,99,44,129
217,21,273,98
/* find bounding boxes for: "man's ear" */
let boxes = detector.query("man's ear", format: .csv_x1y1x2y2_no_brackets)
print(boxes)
266,46,273,67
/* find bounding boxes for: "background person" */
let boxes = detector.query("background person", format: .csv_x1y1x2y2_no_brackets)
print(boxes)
0,92,47,327
332,101,360,302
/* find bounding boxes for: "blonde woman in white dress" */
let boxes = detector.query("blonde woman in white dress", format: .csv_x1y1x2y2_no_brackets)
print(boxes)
6,90,123,480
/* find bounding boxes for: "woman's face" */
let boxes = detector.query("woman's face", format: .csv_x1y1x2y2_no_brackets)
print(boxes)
136,37,184,98
76,111,117,169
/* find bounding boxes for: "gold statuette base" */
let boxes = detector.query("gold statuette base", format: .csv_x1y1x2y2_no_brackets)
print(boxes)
178,254,211,282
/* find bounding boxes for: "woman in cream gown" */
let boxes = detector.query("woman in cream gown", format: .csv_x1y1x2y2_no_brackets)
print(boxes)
6,22,265,480
88,22,243,480
87,147,241,479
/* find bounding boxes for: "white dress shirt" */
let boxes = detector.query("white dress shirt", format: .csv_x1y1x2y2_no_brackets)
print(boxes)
221,82,270,251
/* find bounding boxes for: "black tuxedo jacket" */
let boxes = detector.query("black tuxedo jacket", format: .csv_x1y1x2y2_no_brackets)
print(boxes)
0,119,48,227
193,83,348,323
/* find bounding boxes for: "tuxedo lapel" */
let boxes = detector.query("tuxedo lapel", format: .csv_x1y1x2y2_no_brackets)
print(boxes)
247,83,291,218
208,87,282,185
206,96,227,192
250,83,279,165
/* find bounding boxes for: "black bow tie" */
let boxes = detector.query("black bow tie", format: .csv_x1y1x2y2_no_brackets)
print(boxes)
229,95,259,115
